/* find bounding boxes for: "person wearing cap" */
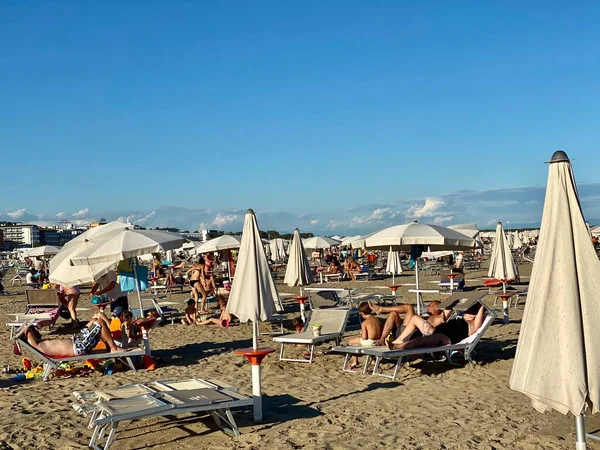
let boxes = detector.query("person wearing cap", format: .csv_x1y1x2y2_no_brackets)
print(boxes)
90,269,128,313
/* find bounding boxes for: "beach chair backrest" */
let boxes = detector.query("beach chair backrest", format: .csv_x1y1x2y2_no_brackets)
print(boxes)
308,308,350,335
309,291,340,309
25,289,59,311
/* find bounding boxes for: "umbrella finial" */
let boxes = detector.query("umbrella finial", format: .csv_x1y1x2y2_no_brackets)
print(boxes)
247,209,255,215
548,150,570,164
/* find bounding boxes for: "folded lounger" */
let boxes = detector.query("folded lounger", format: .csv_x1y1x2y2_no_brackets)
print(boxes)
332,301,496,381
72,378,253,450
273,308,350,363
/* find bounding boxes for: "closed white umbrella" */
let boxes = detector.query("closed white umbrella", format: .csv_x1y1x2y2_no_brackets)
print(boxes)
510,151,600,449
23,246,62,257
512,231,523,250
269,238,287,262
385,246,403,285
227,209,278,422
487,221,518,324
302,236,341,250
190,235,241,255
284,229,314,320
365,221,477,314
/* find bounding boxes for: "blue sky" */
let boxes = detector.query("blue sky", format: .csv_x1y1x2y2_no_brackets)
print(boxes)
2,2,600,233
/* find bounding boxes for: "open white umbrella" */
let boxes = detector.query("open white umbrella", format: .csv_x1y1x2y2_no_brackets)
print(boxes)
302,236,341,249
69,228,185,315
510,151,600,449
227,209,278,422
365,221,477,314
49,239,117,287
385,246,403,285
284,229,314,320
62,221,130,251
487,221,518,324
341,234,362,246
23,246,62,257
448,223,480,239
190,235,241,255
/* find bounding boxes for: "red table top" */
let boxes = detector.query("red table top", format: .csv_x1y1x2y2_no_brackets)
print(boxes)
235,347,276,357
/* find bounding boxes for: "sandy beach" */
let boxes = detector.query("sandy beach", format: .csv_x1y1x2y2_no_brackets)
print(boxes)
1,262,599,450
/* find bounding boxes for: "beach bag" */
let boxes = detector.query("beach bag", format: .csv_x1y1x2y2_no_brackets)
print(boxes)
118,265,149,292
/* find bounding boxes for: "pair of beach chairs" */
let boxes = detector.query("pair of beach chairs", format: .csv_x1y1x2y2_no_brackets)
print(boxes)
72,377,253,449
332,292,498,381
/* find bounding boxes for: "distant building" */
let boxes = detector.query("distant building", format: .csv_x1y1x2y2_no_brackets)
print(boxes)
39,227,61,246
182,232,203,241
0,223,40,250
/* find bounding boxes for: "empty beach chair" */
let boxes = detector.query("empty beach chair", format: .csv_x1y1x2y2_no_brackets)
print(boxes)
273,308,351,363
72,378,253,449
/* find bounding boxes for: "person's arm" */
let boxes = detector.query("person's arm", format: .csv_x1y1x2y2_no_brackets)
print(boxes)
94,281,116,296
360,320,367,340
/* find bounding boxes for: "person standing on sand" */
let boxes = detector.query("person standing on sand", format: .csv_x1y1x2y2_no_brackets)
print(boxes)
186,258,208,313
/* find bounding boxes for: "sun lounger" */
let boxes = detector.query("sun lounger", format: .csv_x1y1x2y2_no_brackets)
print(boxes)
332,309,497,381
72,377,252,449
273,308,350,363
6,289,62,337
14,333,146,382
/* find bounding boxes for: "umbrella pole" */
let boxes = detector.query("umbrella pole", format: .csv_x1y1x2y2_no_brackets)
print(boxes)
575,414,586,450
132,257,143,319
251,320,263,421
415,258,422,315
502,281,509,325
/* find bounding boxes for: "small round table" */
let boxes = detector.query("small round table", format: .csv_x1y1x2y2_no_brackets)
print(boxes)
388,285,401,296
446,273,458,293
234,347,276,366
494,291,517,324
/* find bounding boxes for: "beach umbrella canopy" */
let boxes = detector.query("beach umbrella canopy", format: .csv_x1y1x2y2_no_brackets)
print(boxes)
284,228,314,287
227,210,278,422
69,229,186,266
510,151,600,449
49,238,117,286
487,222,518,282
341,235,362,246
448,223,480,239
302,236,341,250
366,221,477,314
590,225,600,237
23,246,62,257
268,238,287,261
190,235,241,255
62,221,130,251
386,246,403,284
512,231,523,250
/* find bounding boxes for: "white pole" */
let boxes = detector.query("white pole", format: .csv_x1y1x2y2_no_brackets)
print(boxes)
132,257,143,318
502,281,509,324
415,257,422,315
251,320,263,421
575,414,586,450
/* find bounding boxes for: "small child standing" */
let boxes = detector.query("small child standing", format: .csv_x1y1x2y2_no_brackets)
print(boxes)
345,301,383,370
182,298,197,325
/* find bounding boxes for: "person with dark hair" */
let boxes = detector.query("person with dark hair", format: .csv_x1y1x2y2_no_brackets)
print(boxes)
344,301,383,370
386,303,487,350
185,258,208,313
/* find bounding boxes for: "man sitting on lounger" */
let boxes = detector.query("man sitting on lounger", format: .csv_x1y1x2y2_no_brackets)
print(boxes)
17,313,122,357
369,300,452,346
386,303,486,350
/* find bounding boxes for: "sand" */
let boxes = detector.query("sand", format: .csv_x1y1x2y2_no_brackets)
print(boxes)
1,262,599,450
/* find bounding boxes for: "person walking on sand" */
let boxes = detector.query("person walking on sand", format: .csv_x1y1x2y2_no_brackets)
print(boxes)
186,258,208,313
344,302,383,370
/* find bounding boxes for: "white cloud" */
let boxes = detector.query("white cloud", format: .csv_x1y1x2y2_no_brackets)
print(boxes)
405,198,445,218
326,219,346,230
7,208,27,219
72,208,90,218
349,207,400,227
211,213,240,228
433,215,453,225
310,219,319,225
56,212,66,219
135,211,156,224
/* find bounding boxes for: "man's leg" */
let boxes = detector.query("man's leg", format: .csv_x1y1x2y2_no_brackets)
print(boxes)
92,319,120,353
390,334,450,350
369,302,413,316
378,312,401,345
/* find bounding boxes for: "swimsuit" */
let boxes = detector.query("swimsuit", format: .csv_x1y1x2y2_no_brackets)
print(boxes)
360,338,377,347
434,319,469,344
72,322,102,356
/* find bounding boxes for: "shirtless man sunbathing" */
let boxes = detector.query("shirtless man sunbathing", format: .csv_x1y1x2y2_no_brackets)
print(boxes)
16,313,122,357
369,300,451,345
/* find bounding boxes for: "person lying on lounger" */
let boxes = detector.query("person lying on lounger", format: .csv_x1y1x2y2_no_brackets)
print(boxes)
16,313,122,357
386,303,486,350
369,300,452,346
345,302,383,369
197,297,232,328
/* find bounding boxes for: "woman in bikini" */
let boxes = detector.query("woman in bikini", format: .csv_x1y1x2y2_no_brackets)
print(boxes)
186,259,208,313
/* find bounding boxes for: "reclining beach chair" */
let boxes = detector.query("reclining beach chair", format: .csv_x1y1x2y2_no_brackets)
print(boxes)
127,292,183,324
13,331,147,382
273,308,350,363
332,293,497,381
6,289,62,337
72,377,253,449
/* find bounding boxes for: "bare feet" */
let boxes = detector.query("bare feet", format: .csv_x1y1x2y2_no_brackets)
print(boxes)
368,301,382,315
386,339,394,350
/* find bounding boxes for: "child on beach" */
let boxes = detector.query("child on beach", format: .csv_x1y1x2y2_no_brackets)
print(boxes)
345,301,383,370
121,311,141,346
292,317,304,333
197,297,232,328
182,298,197,325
